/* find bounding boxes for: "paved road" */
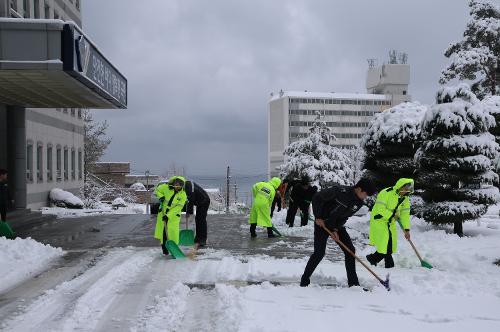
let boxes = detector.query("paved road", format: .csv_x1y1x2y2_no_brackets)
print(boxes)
0,213,361,331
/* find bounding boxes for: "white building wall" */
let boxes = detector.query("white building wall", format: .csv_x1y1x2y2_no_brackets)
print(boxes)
0,0,84,208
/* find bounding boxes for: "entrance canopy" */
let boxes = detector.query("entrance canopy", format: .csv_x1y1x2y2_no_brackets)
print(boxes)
0,19,127,109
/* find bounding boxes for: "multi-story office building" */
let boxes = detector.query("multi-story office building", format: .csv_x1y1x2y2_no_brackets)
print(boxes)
0,1,127,209
269,63,410,176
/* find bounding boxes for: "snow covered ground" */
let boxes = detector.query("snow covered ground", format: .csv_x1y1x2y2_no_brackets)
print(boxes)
1,205,500,331
40,203,147,218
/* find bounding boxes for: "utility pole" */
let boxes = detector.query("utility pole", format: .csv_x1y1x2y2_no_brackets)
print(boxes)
233,182,237,204
226,166,230,214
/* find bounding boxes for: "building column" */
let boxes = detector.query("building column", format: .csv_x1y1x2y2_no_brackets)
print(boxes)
7,106,26,209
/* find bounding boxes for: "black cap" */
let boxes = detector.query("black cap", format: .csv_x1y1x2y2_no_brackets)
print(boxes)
355,178,376,196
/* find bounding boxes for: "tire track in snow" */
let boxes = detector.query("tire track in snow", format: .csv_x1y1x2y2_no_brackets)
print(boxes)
1,248,154,332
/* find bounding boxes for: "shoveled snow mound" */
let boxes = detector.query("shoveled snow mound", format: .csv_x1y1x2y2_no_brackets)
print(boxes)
0,237,64,293
49,188,84,209
130,182,146,191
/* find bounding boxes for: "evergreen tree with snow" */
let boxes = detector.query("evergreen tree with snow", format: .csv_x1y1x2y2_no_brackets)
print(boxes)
416,84,499,236
361,102,427,190
440,0,500,99
278,113,353,189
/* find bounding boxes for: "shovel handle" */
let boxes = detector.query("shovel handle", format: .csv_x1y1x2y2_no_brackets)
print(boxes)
396,220,424,262
321,225,384,284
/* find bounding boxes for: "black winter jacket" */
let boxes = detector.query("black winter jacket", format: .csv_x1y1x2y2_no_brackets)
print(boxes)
184,181,210,214
312,185,363,231
286,181,318,205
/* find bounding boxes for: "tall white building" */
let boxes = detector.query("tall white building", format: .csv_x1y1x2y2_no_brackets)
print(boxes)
0,1,127,209
268,62,411,177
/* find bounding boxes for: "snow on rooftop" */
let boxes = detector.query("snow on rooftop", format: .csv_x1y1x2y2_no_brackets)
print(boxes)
270,91,389,102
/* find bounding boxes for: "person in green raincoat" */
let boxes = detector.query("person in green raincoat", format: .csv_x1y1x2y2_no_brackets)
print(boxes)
366,178,414,268
249,177,281,238
154,176,187,255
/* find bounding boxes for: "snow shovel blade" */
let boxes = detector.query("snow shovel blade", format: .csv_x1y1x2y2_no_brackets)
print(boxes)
271,226,282,237
179,229,195,246
421,260,433,269
166,240,186,259
380,274,390,291
0,221,15,239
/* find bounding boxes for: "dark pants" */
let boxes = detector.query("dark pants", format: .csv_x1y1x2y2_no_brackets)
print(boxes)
302,224,359,287
161,227,169,255
286,202,309,227
194,203,209,244
0,206,6,222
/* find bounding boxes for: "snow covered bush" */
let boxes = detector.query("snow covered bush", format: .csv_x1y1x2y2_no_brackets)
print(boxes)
130,182,147,191
439,0,500,98
49,188,84,209
112,197,127,209
361,102,427,190
278,113,354,189
416,84,500,236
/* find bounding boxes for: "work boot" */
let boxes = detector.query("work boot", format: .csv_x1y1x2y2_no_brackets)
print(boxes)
161,243,169,256
250,224,257,238
267,227,276,238
384,255,395,268
300,275,310,287
366,254,377,266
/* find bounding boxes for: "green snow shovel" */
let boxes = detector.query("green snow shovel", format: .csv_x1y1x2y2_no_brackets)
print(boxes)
179,215,195,246
0,220,15,239
271,225,282,237
163,219,186,259
166,240,186,259
397,220,432,269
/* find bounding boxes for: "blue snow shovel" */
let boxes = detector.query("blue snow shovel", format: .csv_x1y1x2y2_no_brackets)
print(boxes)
397,220,432,269
0,220,15,239
321,224,390,291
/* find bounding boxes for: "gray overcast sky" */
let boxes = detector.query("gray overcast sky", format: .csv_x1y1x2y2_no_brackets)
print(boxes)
83,0,469,177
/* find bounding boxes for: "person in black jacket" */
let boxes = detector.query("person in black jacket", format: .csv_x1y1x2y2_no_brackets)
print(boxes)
285,177,317,227
300,178,376,287
184,180,211,247
0,169,11,222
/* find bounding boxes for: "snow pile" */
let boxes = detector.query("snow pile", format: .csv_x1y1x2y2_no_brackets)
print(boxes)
41,203,146,217
0,237,63,293
111,197,127,208
130,182,146,191
49,188,83,209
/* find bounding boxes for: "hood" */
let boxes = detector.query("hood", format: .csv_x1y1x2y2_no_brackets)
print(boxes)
269,177,281,189
168,175,186,186
394,178,414,192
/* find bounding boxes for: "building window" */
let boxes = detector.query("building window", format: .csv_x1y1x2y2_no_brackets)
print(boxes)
44,2,50,18
77,109,82,118
23,0,30,18
71,108,75,117
26,142,33,182
10,0,17,10
47,145,53,181
71,149,76,180
34,0,40,18
78,150,83,179
62,108,68,114
37,143,43,182
54,11,59,19
56,146,62,181
403,90,407,95
64,148,68,180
